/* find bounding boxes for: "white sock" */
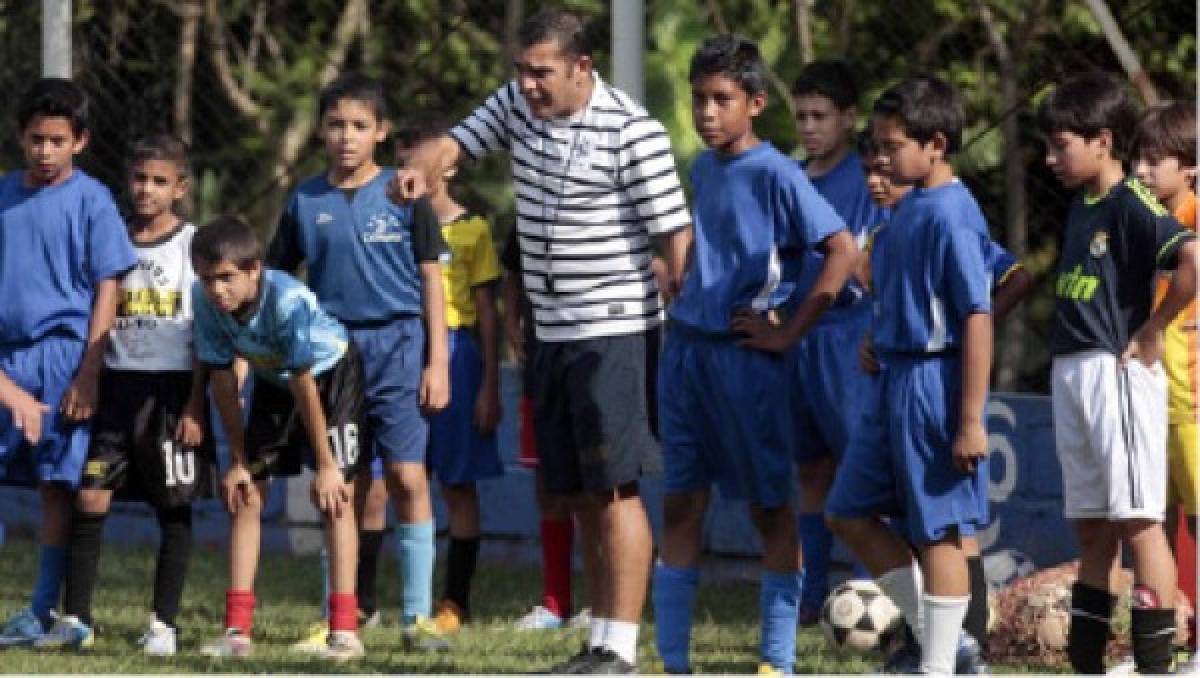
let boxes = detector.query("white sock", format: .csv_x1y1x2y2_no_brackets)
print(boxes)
876,562,925,645
604,619,639,665
589,617,609,649
920,594,970,675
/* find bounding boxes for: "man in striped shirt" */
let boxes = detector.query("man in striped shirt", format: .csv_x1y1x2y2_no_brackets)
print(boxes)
391,8,690,674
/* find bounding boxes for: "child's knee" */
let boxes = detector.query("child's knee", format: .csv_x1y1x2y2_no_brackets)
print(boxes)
663,491,708,531
75,488,112,514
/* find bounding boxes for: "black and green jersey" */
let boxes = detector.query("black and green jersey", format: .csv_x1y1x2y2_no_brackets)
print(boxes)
1051,177,1194,357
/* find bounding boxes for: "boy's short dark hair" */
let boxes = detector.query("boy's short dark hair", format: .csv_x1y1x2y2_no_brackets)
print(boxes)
18,78,89,136
856,126,879,160
793,60,859,110
688,34,768,97
318,73,387,122
192,216,264,269
873,75,964,154
1037,72,1140,161
1133,100,1196,167
394,115,451,150
130,133,191,178
519,8,592,59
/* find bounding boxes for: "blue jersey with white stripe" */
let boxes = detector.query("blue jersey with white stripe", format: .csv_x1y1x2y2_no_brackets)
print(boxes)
670,142,845,335
870,180,992,354
192,269,348,386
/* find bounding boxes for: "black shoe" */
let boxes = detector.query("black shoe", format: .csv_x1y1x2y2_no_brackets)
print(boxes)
583,648,636,674
549,646,601,674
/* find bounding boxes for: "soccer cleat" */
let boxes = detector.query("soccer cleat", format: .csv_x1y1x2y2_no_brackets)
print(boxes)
432,599,465,635
567,607,593,630
586,647,637,674
289,621,330,654
0,607,46,647
548,645,602,674
199,628,253,658
756,662,784,676
33,615,93,650
359,609,382,629
321,630,365,661
138,615,177,656
401,616,449,652
514,605,564,631
954,632,990,675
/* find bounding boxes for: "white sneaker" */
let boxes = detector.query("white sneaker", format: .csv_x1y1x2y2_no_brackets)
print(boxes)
138,616,176,657
199,628,252,658
515,605,563,631
567,607,592,630
322,630,365,661
32,614,93,650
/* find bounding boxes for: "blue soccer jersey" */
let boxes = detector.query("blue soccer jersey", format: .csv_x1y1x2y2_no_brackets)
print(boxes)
870,180,992,354
0,170,136,344
267,169,448,325
670,142,845,334
192,269,348,386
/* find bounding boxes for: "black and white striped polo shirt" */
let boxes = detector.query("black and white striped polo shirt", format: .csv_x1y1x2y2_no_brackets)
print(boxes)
451,73,689,341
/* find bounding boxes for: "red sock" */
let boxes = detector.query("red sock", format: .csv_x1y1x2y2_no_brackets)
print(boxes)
225,589,255,633
540,518,573,617
329,592,358,632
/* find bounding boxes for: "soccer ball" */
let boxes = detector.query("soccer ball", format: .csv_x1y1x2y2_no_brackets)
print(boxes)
819,579,903,655
983,548,1036,591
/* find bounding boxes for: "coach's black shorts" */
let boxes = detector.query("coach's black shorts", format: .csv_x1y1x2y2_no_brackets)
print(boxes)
244,344,366,482
532,328,662,494
84,370,216,508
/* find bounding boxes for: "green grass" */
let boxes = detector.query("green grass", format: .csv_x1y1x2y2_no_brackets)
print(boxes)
0,533,1043,673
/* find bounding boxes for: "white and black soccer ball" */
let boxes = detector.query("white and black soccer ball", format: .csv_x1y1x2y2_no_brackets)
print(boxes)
983,548,1036,591
819,579,902,655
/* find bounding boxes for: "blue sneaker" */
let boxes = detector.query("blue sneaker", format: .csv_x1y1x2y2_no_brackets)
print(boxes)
33,615,93,650
0,607,47,647
954,632,990,674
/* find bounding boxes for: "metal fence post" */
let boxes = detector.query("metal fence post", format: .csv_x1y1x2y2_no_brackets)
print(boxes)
42,0,71,78
611,0,644,103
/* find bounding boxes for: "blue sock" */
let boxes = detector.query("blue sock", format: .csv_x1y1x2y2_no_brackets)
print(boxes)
797,512,832,611
32,544,67,626
760,570,800,673
652,563,699,673
395,520,435,625
319,545,330,618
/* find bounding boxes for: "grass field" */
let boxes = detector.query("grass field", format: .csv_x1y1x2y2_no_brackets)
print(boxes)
0,532,1048,674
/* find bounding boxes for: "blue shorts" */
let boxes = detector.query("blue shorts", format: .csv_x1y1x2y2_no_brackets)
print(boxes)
428,329,502,485
825,353,988,545
348,317,428,465
0,335,91,487
659,326,794,508
790,305,875,465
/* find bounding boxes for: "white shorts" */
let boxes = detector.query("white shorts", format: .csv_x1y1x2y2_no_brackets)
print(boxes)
1052,350,1167,521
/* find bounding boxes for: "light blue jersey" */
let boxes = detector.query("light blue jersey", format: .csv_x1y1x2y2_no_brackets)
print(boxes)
192,269,348,386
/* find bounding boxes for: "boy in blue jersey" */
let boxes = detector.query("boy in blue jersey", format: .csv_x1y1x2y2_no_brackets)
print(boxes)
651,35,857,675
266,74,452,651
192,217,367,661
0,79,137,647
789,59,887,626
1039,73,1197,675
824,76,995,675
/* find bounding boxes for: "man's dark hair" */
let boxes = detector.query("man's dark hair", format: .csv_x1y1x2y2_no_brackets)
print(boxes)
873,75,964,154
318,73,388,122
688,34,768,97
793,60,859,110
130,133,191,178
394,115,450,150
1133,100,1196,167
192,216,263,269
17,78,89,136
518,8,592,59
1037,72,1140,162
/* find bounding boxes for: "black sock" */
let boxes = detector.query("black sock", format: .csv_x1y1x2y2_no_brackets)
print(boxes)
1131,607,1176,674
152,506,192,629
1068,581,1116,674
963,555,989,652
65,510,108,627
443,537,480,616
356,529,385,617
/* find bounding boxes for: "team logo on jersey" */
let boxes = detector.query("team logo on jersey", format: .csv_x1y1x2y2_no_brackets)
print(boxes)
1056,264,1100,301
316,212,334,225
1089,230,1109,258
362,213,406,243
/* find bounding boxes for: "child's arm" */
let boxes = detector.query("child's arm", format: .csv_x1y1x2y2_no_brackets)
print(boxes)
175,359,207,447
289,368,349,517
657,226,693,302
61,277,120,421
210,367,252,512
954,312,993,474
473,284,501,433
991,265,1033,323
501,273,527,364
0,371,49,445
420,261,450,413
733,229,858,352
1126,239,1198,366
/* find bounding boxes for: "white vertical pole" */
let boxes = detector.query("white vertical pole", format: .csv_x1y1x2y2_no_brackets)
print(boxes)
611,0,645,103
42,0,71,78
